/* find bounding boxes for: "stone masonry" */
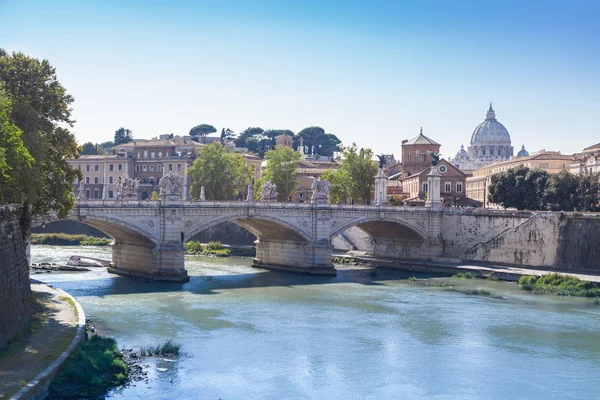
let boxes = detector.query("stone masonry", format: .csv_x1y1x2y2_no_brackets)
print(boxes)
0,205,32,348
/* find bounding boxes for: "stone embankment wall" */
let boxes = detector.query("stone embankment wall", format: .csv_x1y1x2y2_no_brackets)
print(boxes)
0,205,32,348
461,212,600,273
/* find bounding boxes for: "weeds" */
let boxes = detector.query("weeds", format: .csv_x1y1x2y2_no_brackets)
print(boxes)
453,272,475,279
519,273,600,297
425,281,454,287
139,340,181,357
408,276,417,282
465,289,492,296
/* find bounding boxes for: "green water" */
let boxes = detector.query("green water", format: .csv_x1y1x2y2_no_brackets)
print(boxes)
32,245,600,399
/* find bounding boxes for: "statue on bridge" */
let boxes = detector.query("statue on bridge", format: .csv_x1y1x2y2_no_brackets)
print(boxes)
311,177,330,204
158,172,184,199
116,174,139,199
261,181,277,202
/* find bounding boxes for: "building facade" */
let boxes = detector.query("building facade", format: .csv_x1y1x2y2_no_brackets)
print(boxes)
400,129,441,178
570,142,600,175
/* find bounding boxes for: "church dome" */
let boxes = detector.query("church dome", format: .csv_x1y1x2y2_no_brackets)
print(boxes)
455,144,468,159
470,104,512,146
517,145,529,157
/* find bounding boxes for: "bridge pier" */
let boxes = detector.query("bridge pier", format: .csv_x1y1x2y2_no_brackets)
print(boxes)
108,241,189,282
253,239,335,275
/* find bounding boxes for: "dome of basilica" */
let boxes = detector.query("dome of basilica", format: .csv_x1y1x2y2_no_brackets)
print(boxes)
517,145,529,157
470,104,511,146
454,144,468,159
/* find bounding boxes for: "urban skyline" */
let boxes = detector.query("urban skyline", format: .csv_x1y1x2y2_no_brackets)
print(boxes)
1,0,598,157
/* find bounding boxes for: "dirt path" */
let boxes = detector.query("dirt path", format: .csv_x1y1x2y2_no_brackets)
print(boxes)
0,282,78,399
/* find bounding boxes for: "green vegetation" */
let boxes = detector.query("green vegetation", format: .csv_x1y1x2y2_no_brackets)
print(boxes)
189,123,216,144
519,273,600,297
48,335,127,399
0,50,80,219
139,340,181,357
113,127,133,145
464,289,492,296
184,241,204,254
332,256,355,264
408,276,417,282
321,143,378,204
255,146,303,202
30,233,112,246
488,165,600,211
188,142,252,200
425,281,454,287
453,272,476,279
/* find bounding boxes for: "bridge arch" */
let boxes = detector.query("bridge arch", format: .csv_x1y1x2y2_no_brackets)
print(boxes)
184,214,311,243
329,216,428,242
68,214,159,246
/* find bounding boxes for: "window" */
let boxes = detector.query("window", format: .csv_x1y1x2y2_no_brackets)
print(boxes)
151,151,155,159
168,164,173,171
144,151,148,158
166,152,169,157
85,177,90,184
94,177,99,184
177,164,182,171
420,152,427,163
422,182,428,192
407,153,412,163
94,165,99,171
137,152,141,158
109,164,114,171
150,165,154,172
85,190,90,198
108,190,114,199
94,189,99,198
445,182,451,192
109,177,113,184
538,162,550,168
86,165,90,172
158,165,163,172
136,165,140,172
456,183,463,193
118,164,123,171
149,177,154,184
158,152,162,158
143,165,147,172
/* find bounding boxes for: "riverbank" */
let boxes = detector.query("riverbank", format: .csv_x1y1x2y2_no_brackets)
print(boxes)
0,280,85,400
30,233,111,246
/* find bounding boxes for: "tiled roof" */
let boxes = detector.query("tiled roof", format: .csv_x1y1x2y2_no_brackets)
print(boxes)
403,133,440,146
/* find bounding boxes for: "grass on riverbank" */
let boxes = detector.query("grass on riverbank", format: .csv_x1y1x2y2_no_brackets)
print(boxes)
30,233,112,246
519,273,600,297
139,340,181,357
48,335,127,399
184,241,256,257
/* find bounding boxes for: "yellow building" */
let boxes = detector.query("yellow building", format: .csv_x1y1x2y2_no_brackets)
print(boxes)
466,150,574,207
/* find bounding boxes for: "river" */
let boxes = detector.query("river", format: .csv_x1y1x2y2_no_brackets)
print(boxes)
31,245,600,399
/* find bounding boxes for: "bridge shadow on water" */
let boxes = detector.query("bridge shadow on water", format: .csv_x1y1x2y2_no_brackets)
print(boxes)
43,265,445,299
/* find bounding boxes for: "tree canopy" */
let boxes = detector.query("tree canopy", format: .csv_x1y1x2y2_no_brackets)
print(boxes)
0,50,80,218
321,144,377,204
114,127,133,145
187,142,251,200
220,128,235,144
189,124,217,144
488,166,600,211
80,142,99,155
256,147,302,202
0,85,33,204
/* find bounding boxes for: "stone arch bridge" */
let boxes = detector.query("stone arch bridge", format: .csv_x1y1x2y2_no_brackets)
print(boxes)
56,199,445,282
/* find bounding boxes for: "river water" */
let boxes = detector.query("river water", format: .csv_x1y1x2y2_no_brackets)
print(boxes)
32,245,600,400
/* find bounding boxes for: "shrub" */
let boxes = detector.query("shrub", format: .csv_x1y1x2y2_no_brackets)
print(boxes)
453,272,475,279
408,276,417,282
519,273,600,297
184,241,203,254
205,241,224,251
465,289,491,296
48,335,127,399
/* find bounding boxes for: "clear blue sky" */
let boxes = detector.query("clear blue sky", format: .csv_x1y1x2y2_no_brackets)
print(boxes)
1,0,598,158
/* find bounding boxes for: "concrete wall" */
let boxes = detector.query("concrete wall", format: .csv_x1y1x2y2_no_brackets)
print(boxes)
0,205,32,348
461,212,600,273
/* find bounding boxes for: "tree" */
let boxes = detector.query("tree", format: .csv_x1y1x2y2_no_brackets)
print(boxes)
189,124,216,144
544,170,579,211
80,142,98,155
320,144,377,204
100,141,114,152
220,128,235,144
187,142,251,200
264,129,294,148
488,166,549,210
319,133,341,157
260,147,302,202
234,127,264,148
0,86,33,204
114,127,133,145
0,50,80,218
575,172,600,212
297,126,325,155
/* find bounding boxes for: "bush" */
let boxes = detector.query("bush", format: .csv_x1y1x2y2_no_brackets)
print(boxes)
205,241,224,251
139,340,181,357
30,233,111,246
519,273,600,297
48,335,127,399
453,272,475,279
408,276,417,282
184,241,203,254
